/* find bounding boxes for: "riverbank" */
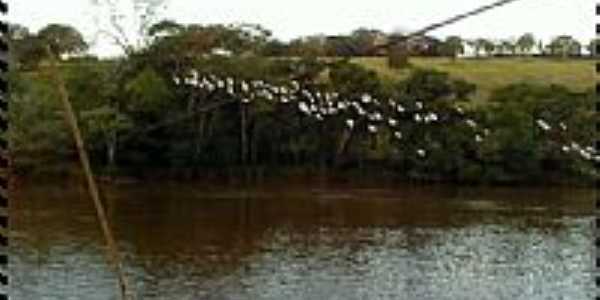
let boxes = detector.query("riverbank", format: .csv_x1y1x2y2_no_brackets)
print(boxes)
11,162,594,189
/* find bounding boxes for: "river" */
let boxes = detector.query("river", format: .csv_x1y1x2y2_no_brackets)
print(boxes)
9,180,596,299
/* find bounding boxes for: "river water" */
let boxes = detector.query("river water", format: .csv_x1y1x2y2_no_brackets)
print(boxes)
9,181,596,299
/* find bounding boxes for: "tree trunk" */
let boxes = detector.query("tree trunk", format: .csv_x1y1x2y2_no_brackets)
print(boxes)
334,128,354,166
107,132,116,170
106,101,119,174
319,122,327,173
240,103,248,166
250,118,259,165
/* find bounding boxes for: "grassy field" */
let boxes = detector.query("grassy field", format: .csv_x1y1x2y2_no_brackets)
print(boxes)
352,57,594,103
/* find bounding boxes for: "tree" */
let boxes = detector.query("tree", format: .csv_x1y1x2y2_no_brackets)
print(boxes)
483,84,594,181
482,39,495,57
537,40,545,56
9,23,30,40
288,35,326,58
501,39,517,56
586,38,600,57
467,39,484,58
324,36,356,57
262,39,289,57
391,70,479,181
90,0,169,54
349,28,385,56
8,70,73,173
547,35,581,58
516,33,535,55
147,19,184,37
75,0,170,173
235,22,273,53
155,23,275,57
442,36,464,61
329,61,380,94
8,23,44,69
396,69,476,103
37,24,89,59
493,41,504,55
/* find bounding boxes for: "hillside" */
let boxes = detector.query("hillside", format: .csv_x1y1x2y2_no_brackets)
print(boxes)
352,57,594,104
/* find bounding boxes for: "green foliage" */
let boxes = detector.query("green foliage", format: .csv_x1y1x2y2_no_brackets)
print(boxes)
9,23,90,70
37,24,89,58
480,83,594,181
324,36,356,57
147,19,184,37
467,38,489,57
10,19,596,185
262,40,289,57
587,38,600,56
125,67,171,112
288,36,327,58
517,33,536,54
329,61,380,94
9,24,45,70
286,57,328,82
499,39,517,55
442,36,464,60
12,57,595,184
394,68,476,102
547,36,582,58
9,70,72,173
80,106,133,148
349,28,384,56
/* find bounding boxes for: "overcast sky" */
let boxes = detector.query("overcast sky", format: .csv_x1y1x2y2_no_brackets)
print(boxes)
9,0,595,57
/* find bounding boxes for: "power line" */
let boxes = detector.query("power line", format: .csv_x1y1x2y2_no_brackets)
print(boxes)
384,0,523,45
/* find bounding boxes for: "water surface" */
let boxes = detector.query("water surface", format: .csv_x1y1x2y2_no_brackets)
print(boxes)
10,181,595,299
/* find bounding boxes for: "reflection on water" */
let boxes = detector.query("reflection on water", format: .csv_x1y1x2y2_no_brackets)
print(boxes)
9,181,595,300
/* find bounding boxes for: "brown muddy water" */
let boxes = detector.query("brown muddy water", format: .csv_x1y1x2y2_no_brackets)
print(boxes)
9,181,596,299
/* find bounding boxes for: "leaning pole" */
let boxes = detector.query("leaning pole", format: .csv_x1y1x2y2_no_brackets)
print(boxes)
46,48,134,300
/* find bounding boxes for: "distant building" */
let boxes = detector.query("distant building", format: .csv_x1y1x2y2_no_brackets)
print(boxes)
210,47,233,57
372,35,390,56
459,39,545,58
60,52,89,60
372,33,389,48
458,42,478,58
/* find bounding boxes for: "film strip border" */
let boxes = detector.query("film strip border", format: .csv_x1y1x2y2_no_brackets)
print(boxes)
597,4,600,298
0,1,7,299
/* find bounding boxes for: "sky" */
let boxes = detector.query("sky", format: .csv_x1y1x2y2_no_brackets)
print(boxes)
9,0,595,57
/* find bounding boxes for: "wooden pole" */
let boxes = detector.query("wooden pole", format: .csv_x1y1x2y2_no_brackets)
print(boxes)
46,50,134,300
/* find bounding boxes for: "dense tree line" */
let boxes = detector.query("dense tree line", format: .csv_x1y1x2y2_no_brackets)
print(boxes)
265,31,589,60
10,22,594,70
8,22,597,185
